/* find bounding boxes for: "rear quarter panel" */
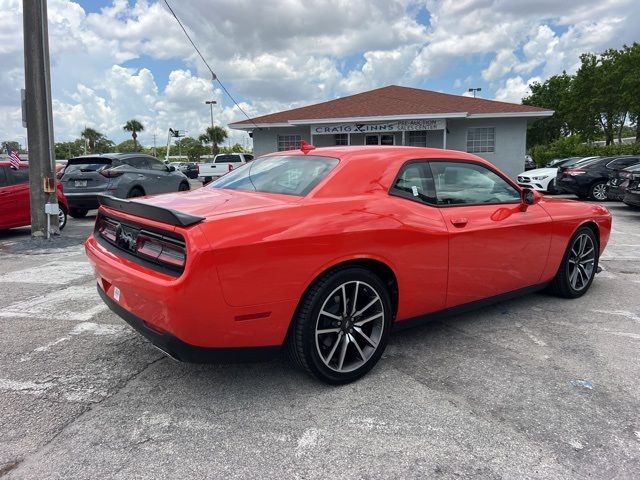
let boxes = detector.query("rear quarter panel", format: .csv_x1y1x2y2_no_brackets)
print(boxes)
201,196,449,321
537,198,612,282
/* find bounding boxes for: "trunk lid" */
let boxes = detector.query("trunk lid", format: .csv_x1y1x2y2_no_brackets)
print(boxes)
61,157,113,193
127,187,301,221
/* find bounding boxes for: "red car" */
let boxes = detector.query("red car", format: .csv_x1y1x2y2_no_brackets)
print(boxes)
86,146,612,384
0,160,69,231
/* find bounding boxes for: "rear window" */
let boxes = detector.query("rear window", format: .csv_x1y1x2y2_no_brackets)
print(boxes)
64,157,114,175
215,155,242,163
210,155,339,196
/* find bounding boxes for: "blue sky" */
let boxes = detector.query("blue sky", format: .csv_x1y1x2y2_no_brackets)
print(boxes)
1,0,639,146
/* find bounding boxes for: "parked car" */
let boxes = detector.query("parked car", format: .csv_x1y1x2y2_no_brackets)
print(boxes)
198,153,254,183
0,160,68,231
183,162,199,179
556,156,640,200
547,157,582,168
517,158,578,193
60,153,190,218
622,167,640,208
606,164,640,200
86,145,611,384
524,155,536,171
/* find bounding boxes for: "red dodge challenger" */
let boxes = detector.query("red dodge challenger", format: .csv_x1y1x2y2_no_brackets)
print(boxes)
86,146,612,384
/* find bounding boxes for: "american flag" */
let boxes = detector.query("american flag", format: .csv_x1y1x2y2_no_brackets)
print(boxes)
7,147,21,170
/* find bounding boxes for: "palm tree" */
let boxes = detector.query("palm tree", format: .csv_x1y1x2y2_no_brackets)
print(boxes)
200,125,228,155
80,127,104,154
123,119,144,151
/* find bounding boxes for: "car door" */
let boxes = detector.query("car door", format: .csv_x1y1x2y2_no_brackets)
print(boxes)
388,161,448,316
429,160,552,308
148,157,179,192
0,165,30,228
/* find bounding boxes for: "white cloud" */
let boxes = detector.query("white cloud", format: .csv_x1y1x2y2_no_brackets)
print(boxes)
494,76,542,103
1,0,639,147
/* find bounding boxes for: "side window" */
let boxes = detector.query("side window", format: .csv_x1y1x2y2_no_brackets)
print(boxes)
124,157,149,169
429,161,520,205
0,167,8,187
607,158,639,169
244,154,254,162
390,162,436,205
148,158,168,171
7,167,29,185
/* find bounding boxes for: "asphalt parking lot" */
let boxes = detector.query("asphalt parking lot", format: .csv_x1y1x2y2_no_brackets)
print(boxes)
0,197,639,479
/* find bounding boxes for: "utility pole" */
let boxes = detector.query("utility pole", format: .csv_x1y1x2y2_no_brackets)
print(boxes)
152,133,157,157
23,0,59,238
205,100,216,155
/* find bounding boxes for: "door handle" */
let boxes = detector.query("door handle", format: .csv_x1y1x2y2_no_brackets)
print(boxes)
450,217,468,227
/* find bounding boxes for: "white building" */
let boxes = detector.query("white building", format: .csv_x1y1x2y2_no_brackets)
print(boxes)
229,85,553,178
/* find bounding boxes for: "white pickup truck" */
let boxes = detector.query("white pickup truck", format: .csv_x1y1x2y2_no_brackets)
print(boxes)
197,153,254,183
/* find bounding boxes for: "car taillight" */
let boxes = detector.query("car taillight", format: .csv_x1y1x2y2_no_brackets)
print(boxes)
97,218,118,242
136,233,186,268
564,168,586,176
100,168,123,178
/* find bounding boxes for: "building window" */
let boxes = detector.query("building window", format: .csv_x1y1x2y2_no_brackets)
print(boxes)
466,127,495,153
277,134,301,151
407,131,427,147
334,134,348,145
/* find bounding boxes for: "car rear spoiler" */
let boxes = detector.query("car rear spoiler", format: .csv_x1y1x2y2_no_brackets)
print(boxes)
97,195,204,227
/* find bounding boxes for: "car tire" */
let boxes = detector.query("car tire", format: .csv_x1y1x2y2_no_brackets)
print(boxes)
589,181,608,201
546,179,556,194
69,208,88,219
546,226,598,299
58,205,68,230
127,187,144,198
287,266,392,384
178,181,190,191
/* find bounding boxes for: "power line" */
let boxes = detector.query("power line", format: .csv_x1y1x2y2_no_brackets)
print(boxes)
162,0,259,130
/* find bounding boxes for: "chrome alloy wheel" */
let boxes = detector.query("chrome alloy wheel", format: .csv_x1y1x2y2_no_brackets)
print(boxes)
567,233,595,291
314,280,385,373
592,183,607,200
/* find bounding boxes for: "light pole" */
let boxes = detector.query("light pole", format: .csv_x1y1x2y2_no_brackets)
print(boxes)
205,100,216,155
468,87,482,98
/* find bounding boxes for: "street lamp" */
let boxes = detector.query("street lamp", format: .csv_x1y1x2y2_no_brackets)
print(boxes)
468,87,482,98
205,100,217,155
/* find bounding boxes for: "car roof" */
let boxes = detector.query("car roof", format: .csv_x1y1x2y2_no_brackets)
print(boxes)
0,160,29,167
69,153,158,161
263,146,505,198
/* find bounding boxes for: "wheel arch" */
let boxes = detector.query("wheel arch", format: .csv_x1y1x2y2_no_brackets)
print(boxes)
127,184,146,196
297,257,399,321
577,220,600,248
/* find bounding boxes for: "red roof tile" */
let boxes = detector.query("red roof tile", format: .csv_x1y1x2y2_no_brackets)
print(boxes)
231,85,551,126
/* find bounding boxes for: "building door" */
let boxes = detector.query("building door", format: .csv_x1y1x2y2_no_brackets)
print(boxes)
365,134,395,145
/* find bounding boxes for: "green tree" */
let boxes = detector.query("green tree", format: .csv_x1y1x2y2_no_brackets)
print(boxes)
618,43,640,143
1,140,21,153
174,136,207,161
123,119,144,151
80,127,104,154
199,126,228,155
116,139,144,152
523,73,575,147
55,139,85,159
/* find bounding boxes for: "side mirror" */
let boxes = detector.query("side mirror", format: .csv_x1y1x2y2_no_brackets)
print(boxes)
520,188,539,211
168,165,176,172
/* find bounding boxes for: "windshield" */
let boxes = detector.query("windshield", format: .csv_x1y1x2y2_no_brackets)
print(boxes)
63,157,115,175
210,155,339,196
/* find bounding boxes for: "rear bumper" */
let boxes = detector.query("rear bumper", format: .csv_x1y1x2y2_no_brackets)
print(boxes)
606,184,627,201
97,285,279,363
64,192,104,210
557,177,588,196
623,191,640,207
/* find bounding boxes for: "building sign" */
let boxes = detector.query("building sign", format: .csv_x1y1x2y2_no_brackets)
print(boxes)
311,119,445,135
